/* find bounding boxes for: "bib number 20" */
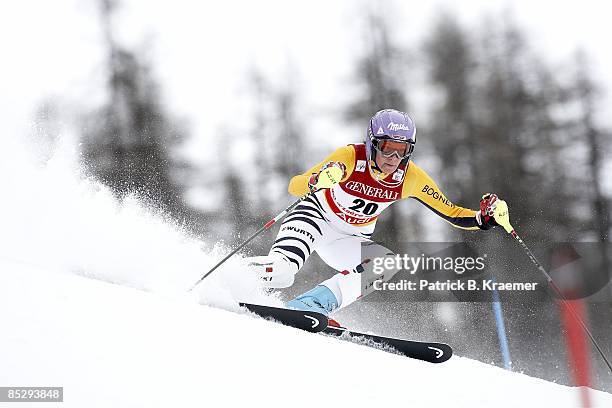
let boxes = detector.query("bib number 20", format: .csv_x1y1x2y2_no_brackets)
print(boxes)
348,199,379,215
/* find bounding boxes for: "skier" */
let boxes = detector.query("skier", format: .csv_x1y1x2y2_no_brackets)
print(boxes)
246,109,507,322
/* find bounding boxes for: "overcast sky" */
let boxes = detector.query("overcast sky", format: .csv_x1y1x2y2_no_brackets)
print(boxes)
2,0,612,163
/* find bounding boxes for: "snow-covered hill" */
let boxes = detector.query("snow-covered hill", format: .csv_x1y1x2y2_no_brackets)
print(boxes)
2,136,611,407
2,260,611,408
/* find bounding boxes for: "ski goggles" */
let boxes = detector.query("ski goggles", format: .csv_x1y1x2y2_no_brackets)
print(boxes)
373,139,414,159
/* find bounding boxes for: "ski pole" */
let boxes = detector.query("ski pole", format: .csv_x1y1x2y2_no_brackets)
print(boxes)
188,191,315,292
493,201,612,374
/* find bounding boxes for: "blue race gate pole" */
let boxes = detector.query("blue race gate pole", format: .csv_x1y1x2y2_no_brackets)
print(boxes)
491,276,512,370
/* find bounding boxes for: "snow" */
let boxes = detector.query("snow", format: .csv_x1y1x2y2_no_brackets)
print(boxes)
1,134,611,407
1,261,611,407
0,133,277,309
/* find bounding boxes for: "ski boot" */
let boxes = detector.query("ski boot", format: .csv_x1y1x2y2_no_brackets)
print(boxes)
286,285,343,328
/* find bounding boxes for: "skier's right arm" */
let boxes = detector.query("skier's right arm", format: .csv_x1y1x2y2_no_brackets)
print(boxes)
288,146,356,196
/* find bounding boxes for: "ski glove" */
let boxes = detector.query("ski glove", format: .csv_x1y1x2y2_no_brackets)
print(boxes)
477,193,501,230
308,161,347,192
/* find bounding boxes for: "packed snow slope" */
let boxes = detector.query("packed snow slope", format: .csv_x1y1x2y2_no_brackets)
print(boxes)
2,261,612,408
2,133,611,407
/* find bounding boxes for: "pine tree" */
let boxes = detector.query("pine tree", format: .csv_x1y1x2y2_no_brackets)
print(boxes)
82,0,188,217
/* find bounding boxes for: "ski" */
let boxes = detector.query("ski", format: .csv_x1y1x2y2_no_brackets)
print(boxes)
240,303,328,333
240,303,452,363
322,326,453,363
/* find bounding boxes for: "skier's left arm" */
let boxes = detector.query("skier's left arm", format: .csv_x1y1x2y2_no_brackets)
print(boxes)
403,163,499,230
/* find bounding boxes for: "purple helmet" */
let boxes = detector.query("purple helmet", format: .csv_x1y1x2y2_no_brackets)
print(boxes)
366,109,416,167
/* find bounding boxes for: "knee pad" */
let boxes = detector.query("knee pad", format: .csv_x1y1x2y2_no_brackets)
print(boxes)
246,253,296,288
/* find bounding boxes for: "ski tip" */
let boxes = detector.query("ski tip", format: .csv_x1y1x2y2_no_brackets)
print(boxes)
427,344,453,363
